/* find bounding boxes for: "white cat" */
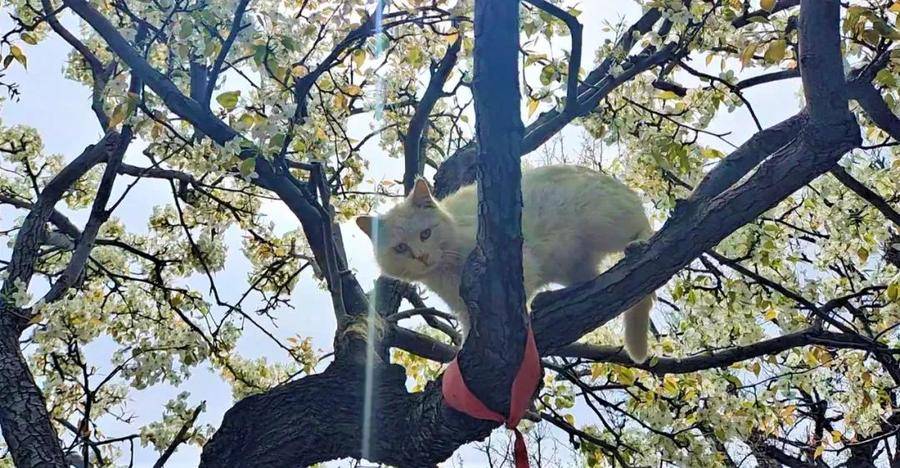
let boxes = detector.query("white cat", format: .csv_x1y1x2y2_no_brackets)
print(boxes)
357,165,654,362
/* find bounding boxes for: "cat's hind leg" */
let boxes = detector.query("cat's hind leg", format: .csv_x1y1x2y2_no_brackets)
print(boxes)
559,257,653,364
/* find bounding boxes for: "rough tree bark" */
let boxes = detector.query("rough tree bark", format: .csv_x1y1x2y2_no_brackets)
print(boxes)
0,135,120,468
456,0,528,413
0,315,67,468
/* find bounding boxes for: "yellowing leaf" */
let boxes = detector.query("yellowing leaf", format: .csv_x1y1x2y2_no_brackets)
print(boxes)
763,306,778,321
108,103,129,128
857,247,869,263
617,366,636,385
813,445,824,460
352,49,366,69
291,64,309,77
333,92,347,110
740,43,758,67
764,40,787,63
760,0,776,12
887,283,898,301
344,85,363,96
9,45,26,68
527,98,539,117
890,1,900,13
216,90,241,110
780,404,796,424
20,33,37,45
701,147,724,159
445,31,459,44
804,348,819,366
662,375,679,395
657,90,680,100
749,361,761,376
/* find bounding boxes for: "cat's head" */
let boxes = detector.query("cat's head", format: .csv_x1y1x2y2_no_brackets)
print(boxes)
356,179,461,280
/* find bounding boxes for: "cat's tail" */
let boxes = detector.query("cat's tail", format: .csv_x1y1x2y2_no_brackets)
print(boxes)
624,294,653,364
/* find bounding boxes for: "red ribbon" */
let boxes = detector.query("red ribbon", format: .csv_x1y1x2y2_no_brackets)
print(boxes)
442,328,541,468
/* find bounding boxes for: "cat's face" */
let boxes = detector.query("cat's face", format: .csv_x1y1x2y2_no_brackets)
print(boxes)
356,179,462,280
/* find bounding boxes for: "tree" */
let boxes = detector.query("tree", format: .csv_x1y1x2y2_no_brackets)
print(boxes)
0,0,898,466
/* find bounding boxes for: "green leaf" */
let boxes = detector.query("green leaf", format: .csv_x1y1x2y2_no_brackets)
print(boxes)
540,64,558,86
216,90,241,110
253,44,268,66
764,40,786,63
406,46,424,67
239,157,256,177
875,68,897,87
178,20,193,38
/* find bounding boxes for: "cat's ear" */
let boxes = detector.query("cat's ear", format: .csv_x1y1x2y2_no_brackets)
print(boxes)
408,178,436,208
355,216,375,238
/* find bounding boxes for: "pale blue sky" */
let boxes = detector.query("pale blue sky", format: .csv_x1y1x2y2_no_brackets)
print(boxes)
0,2,804,466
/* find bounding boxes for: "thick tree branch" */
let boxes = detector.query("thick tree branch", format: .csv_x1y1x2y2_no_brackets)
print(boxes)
831,166,900,227
0,322,67,467
0,135,116,468
44,121,135,303
798,0,850,128
456,0,528,415
524,0,581,114
403,35,460,193
0,132,118,306
851,81,900,142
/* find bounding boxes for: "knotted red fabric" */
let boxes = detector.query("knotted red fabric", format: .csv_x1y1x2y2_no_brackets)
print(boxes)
442,328,541,468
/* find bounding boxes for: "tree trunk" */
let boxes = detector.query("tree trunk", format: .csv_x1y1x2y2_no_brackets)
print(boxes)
0,314,66,468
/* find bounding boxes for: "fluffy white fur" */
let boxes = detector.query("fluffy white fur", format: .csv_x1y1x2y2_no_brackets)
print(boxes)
357,165,654,363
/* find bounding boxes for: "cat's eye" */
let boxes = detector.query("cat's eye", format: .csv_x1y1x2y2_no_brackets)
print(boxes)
394,242,409,253
420,228,431,241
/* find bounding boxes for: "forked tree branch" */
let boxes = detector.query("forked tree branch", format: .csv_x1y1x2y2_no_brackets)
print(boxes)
403,34,461,193
524,0,582,114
